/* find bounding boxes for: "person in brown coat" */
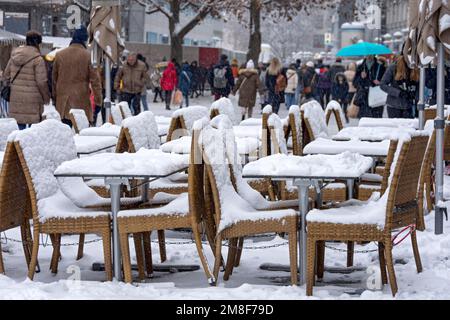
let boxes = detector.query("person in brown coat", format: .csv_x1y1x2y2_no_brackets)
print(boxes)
52,26,102,126
3,31,50,129
233,59,260,120
113,52,150,115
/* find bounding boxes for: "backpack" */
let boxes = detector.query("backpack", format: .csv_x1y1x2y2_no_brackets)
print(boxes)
275,74,287,94
213,67,228,89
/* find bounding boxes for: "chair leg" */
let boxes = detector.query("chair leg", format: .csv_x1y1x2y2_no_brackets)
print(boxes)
213,235,223,286
28,227,40,280
306,237,316,296
411,230,423,273
142,232,153,277
384,241,398,296
77,234,85,261
102,229,113,281
157,230,167,263
50,234,61,274
234,237,244,267
0,242,4,274
20,222,32,267
288,226,298,285
133,233,146,281
192,223,215,284
223,238,237,281
316,241,325,280
378,242,388,285
346,241,354,267
119,232,132,283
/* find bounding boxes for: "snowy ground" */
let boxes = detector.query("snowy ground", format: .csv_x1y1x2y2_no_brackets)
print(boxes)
1,93,446,300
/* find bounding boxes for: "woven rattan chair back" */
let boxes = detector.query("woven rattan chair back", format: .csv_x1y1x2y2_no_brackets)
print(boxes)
444,114,450,161
286,109,302,156
69,109,90,134
268,114,288,155
300,110,315,147
167,106,209,142
260,106,272,157
380,140,399,194
118,101,133,119
120,111,160,151
110,104,124,125
385,135,429,230
115,127,134,153
325,109,344,131
424,108,437,123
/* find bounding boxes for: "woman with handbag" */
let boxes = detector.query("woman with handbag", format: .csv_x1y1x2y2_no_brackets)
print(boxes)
233,59,260,120
354,55,386,118
2,30,50,129
380,55,419,119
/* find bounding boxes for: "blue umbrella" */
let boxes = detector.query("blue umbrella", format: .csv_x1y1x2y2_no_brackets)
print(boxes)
336,42,392,57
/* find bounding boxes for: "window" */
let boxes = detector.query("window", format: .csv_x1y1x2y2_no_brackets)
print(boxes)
160,34,169,44
146,32,158,44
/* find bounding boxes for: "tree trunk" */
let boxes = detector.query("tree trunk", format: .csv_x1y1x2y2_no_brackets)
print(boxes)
169,0,183,63
247,0,262,64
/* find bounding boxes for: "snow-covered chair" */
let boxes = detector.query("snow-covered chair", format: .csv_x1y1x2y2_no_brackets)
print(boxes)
209,97,237,124
118,101,133,118
42,103,61,121
69,109,90,134
306,133,429,297
117,126,215,283
7,120,113,280
300,100,329,146
284,105,302,156
0,118,18,151
197,119,298,285
325,100,345,132
166,105,208,142
110,103,124,125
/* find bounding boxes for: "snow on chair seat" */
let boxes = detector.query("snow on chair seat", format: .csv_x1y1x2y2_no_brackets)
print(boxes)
166,105,208,142
110,103,124,125
209,97,237,124
42,103,61,121
300,100,329,146
80,123,121,138
69,109,90,134
118,101,133,119
118,111,160,152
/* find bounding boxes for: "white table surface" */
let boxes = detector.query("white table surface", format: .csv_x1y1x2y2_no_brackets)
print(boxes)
333,126,416,141
358,117,419,129
303,137,390,157
79,124,121,138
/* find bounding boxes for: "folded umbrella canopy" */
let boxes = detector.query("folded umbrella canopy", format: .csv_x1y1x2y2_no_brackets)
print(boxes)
336,42,392,57
87,1,124,63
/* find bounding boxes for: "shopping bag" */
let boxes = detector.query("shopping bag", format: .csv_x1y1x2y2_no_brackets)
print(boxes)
347,95,360,119
368,86,387,108
171,89,183,106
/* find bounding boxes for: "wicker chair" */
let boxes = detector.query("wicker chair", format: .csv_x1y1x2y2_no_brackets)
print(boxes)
9,120,113,280
0,142,33,274
117,127,216,284
300,100,329,147
118,101,133,119
444,115,450,161
325,101,345,131
197,121,299,285
166,106,209,142
110,103,124,125
283,105,302,156
306,134,429,296
424,108,436,123
209,97,235,122
69,109,90,134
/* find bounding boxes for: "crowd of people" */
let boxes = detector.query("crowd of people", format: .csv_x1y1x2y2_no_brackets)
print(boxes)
1,26,449,130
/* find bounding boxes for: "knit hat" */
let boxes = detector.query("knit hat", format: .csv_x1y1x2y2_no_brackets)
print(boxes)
246,59,255,69
72,25,88,43
306,61,315,68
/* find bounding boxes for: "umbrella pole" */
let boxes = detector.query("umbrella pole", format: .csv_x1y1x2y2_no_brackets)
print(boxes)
104,57,112,123
418,66,426,130
435,42,447,235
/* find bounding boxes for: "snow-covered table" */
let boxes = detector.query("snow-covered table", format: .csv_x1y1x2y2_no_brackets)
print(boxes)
73,135,118,155
79,123,121,138
54,149,190,280
232,126,262,140
332,126,416,142
239,118,262,127
304,137,390,157
243,152,374,285
358,117,419,129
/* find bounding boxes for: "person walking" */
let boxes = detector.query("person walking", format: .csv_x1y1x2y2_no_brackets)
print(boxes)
380,55,419,119
160,61,178,110
3,30,50,129
231,58,239,81
284,63,298,109
114,52,149,115
210,54,235,100
151,66,164,103
315,65,332,108
331,73,349,118
265,57,285,114
190,61,201,99
233,59,260,120
344,62,357,122
354,55,386,118
300,61,317,103
53,26,102,127
178,62,192,108
328,57,346,84
258,62,268,109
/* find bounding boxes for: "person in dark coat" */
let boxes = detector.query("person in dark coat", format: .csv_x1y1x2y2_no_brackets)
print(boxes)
300,61,317,103
178,62,192,108
233,59,261,120
380,55,419,119
190,61,201,98
331,73,350,120
209,54,235,100
265,57,283,114
354,55,386,118
329,57,346,85
425,66,450,105
315,65,332,108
